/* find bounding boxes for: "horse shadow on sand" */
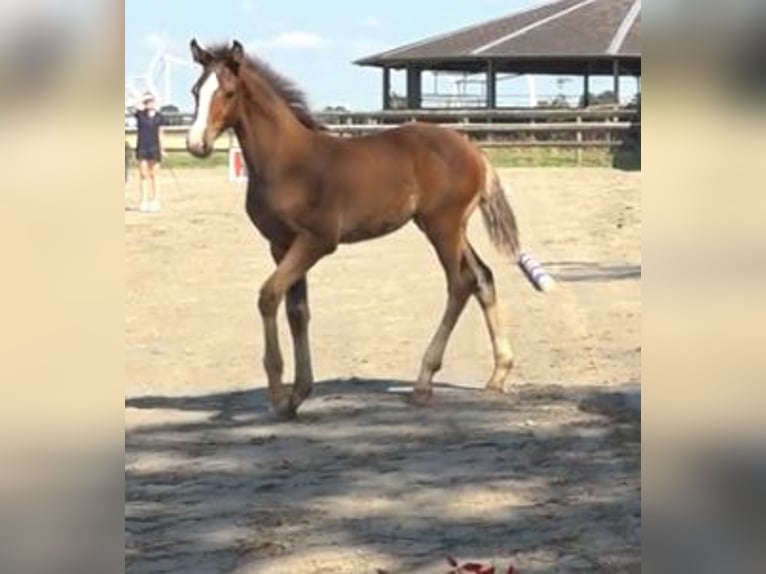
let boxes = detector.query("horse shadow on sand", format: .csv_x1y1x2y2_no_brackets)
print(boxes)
126,378,640,573
543,261,641,284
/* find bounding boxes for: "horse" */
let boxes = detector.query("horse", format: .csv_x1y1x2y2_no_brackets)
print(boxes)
186,39,528,419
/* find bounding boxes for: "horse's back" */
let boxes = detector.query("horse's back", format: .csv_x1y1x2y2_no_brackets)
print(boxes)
329,122,483,190
356,121,478,158
378,122,485,214
319,122,485,241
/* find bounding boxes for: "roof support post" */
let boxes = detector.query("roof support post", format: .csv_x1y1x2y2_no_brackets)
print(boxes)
612,59,620,105
382,67,391,110
583,62,591,108
486,60,497,109
406,65,422,109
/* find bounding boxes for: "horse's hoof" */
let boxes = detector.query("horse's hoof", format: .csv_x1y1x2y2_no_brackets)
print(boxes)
408,387,433,407
271,402,298,421
483,383,509,395
290,383,313,407
484,364,513,394
270,386,298,420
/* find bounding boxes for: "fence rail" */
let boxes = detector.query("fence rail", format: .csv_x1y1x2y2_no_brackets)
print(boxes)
125,107,640,160
314,107,638,124
324,121,635,134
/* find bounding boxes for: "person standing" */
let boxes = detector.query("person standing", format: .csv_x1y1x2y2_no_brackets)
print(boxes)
133,92,166,212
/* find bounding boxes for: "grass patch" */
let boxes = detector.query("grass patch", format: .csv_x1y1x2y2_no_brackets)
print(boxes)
125,132,230,151
485,146,640,169
125,150,228,170
164,151,228,168
485,147,613,168
125,142,639,171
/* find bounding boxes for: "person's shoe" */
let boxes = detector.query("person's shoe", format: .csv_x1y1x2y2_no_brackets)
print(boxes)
139,200,150,212
149,199,161,212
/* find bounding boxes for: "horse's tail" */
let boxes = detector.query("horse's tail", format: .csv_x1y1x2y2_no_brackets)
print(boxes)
479,154,520,260
478,153,556,293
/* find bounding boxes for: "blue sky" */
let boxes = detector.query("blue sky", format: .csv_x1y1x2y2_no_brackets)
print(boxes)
125,0,637,112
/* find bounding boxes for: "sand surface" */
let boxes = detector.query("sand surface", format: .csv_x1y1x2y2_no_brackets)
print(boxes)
126,166,640,573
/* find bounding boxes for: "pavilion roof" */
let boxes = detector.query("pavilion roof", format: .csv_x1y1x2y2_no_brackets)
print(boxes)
355,0,641,73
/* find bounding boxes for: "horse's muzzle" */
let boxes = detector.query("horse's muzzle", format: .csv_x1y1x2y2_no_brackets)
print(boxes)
186,134,212,158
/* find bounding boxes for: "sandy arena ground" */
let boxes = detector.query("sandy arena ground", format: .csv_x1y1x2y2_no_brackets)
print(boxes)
126,166,640,573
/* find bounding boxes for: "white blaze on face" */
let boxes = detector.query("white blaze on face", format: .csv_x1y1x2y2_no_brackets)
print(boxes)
187,73,220,149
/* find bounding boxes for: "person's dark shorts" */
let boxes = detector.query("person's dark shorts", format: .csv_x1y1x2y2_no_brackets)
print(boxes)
136,147,161,162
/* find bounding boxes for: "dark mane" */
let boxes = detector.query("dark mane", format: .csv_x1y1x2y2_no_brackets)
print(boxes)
206,43,326,132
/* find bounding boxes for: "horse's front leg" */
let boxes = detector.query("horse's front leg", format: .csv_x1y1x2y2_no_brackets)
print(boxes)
261,236,328,418
271,244,314,406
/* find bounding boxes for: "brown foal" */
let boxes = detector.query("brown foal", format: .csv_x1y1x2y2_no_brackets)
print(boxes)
187,39,522,418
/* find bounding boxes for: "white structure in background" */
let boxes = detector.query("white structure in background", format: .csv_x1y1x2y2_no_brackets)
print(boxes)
125,45,194,111
494,74,538,107
526,75,538,107
425,72,538,108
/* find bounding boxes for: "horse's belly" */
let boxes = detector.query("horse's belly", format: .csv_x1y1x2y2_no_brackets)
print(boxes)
339,209,414,243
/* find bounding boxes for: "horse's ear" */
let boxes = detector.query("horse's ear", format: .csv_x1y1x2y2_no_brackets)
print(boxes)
229,40,245,66
190,39,212,66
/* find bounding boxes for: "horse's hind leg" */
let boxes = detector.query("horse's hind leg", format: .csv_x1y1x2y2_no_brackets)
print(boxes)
464,242,514,392
285,277,314,403
412,224,475,404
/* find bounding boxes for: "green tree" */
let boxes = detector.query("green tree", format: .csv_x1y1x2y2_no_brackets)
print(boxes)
579,90,618,107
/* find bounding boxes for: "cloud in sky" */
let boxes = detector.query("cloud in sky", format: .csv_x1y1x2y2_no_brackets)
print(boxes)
240,0,257,14
359,17,382,29
143,32,169,51
267,31,328,49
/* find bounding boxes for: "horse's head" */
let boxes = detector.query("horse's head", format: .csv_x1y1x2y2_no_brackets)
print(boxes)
186,39,245,158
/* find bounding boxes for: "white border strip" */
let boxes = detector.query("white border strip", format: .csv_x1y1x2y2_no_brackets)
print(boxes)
471,0,598,55
608,0,641,55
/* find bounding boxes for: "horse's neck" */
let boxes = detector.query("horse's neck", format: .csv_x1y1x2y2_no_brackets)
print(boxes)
234,75,310,179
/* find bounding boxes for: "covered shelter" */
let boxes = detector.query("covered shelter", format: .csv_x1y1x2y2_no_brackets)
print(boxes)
355,0,641,109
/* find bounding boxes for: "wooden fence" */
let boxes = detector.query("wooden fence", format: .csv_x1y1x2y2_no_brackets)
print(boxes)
125,107,640,164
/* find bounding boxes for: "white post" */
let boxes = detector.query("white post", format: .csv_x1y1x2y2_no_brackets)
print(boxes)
527,75,537,107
